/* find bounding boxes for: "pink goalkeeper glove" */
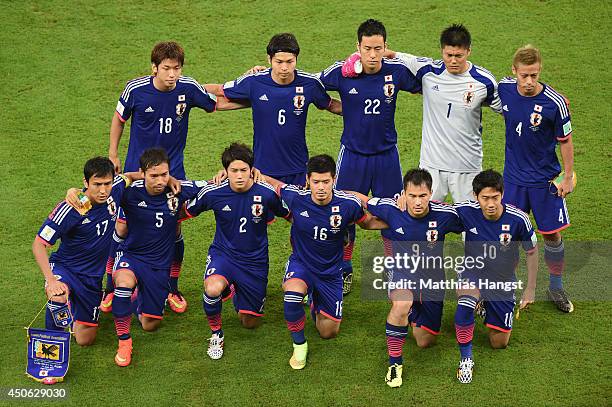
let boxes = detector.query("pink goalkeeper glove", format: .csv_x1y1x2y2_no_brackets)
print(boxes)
341,52,363,77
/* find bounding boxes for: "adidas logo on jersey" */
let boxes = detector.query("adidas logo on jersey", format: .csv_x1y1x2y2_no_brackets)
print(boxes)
431,85,439,91
348,88,358,95
259,94,269,101
138,201,147,207
82,218,91,224
222,205,232,211
469,227,478,234
145,106,155,113
300,211,309,217
503,105,509,111
394,227,404,234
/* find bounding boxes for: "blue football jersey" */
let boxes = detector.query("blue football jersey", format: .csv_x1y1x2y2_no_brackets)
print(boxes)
320,58,421,154
118,180,205,268
116,76,217,179
280,185,366,276
184,181,289,266
37,176,129,277
222,69,331,177
368,198,464,259
455,201,537,278
498,78,573,187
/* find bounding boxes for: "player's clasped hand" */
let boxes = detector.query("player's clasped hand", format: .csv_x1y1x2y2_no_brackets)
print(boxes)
65,188,82,209
341,52,362,78
109,155,122,174
519,287,535,310
244,65,267,75
212,167,264,185
45,278,67,299
557,176,574,198
168,176,182,195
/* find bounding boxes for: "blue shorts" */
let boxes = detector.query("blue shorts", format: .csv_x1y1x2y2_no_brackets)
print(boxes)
503,181,570,234
50,263,103,326
283,256,343,321
113,253,170,319
204,248,268,316
388,268,444,335
335,145,403,198
459,270,515,332
276,172,307,187
481,299,515,332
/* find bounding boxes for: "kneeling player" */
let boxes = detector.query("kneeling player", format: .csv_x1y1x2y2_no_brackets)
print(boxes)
354,169,463,388
32,157,130,348
267,155,378,370
181,143,290,359
112,148,204,367
453,170,538,383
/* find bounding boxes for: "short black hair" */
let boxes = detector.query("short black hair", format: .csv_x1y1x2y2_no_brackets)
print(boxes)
221,142,254,170
358,19,386,43
440,24,471,49
472,169,504,196
139,148,169,173
403,168,433,191
267,33,300,57
307,154,336,178
83,157,114,182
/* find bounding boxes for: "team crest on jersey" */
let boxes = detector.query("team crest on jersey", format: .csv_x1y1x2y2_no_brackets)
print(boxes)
499,232,512,247
293,94,305,110
463,91,475,106
330,214,342,229
252,203,264,221
106,196,117,216
383,83,395,98
166,192,179,214
176,102,187,119
530,112,542,129
426,229,439,243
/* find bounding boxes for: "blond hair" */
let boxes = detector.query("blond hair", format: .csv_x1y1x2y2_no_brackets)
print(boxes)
513,44,542,67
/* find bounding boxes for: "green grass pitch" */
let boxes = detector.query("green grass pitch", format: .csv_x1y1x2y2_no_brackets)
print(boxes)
1,1,611,405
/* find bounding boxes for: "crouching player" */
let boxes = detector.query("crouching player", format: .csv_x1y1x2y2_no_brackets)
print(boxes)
112,148,205,366
353,168,464,387
181,143,290,359
32,157,131,346
453,170,538,383
267,155,379,370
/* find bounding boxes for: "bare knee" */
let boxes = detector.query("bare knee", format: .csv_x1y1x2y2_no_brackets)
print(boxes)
75,335,96,346
204,277,227,298
74,325,97,346
141,318,161,332
489,332,510,349
319,329,338,339
415,335,436,349
317,319,340,339
239,314,262,329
